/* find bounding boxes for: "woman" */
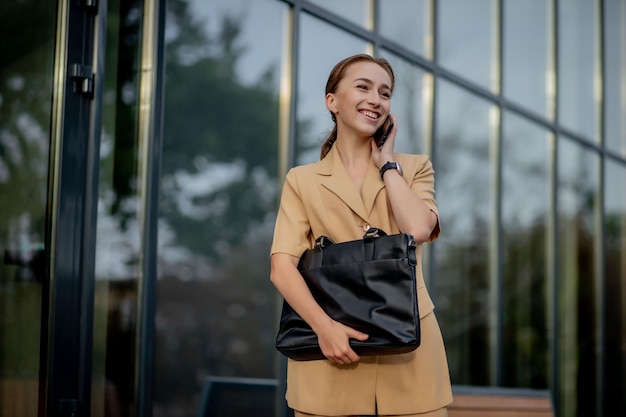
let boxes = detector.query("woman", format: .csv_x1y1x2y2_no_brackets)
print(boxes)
270,54,453,417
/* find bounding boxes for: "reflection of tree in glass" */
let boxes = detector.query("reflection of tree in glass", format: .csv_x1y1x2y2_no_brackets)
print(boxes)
604,210,626,415
161,0,280,267
154,2,286,413
0,1,54,250
433,115,550,388
499,124,550,389
0,0,56,379
501,218,549,389
432,118,492,386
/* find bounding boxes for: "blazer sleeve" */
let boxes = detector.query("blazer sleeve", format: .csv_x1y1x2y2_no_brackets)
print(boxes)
409,155,441,242
270,168,312,257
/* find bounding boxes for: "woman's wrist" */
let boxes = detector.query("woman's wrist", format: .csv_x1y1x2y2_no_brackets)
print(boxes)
379,161,403,179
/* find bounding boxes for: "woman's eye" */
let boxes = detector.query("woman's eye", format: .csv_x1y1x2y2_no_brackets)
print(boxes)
381,92,391,99
357,84,367,90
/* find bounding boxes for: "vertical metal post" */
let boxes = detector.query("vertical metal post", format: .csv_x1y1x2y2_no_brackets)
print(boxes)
492,0,504,388
134,0,167,415
46,0,100,414
550,0,560,415
596,1,606,415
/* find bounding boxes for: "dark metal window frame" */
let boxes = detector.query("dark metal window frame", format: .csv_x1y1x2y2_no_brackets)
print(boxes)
44,0,166,416
45,0,101,415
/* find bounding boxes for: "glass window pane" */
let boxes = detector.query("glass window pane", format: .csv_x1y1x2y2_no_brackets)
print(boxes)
307,0,369,29
604,159,626,414
157,1,284,415
434,79,496,386
503,0,552,118
296,14,368,165
501,112,551,389
557,138,600,417
558,0,600,141
380,0,432,59
91,0,143,414
380,51,432,155
438,0,497,92
0,0,55,413
604,0,626,156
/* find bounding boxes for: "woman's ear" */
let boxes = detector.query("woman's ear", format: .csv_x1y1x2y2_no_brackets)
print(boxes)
325,93,337,115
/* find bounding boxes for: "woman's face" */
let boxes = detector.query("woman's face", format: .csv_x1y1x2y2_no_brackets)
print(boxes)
326,61,393,138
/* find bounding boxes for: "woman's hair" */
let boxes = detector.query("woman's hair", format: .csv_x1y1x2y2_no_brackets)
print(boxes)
320,54,395,159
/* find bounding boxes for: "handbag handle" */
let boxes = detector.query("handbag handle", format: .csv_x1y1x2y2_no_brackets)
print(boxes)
314,235,335,249
363,227,387,240
314,228,389,249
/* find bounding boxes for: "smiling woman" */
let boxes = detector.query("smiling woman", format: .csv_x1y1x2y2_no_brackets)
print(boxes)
270,53,452,417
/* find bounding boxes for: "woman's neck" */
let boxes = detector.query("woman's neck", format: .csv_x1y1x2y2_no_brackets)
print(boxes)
334,136,372,169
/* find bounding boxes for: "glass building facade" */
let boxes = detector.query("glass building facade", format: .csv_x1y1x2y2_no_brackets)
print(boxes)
0,0,625,416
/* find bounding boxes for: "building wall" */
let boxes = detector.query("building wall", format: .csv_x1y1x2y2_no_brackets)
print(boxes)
0,1,624,417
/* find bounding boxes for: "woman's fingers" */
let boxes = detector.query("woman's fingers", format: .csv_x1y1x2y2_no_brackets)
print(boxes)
318,321,369,364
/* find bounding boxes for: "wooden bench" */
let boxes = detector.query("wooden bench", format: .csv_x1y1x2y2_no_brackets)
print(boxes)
449,387,554,417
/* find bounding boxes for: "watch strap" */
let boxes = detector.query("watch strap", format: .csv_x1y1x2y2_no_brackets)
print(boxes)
379,161,403,179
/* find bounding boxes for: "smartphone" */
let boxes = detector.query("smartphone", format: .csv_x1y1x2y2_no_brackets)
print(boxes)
373,116,394,148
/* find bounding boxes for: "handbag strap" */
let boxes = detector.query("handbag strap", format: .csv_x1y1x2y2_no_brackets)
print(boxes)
314,235,335,249
310,229,417,265
363,227,387,240
315,228,388,249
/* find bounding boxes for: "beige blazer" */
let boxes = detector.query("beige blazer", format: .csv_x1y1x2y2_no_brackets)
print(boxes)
271,146,453,415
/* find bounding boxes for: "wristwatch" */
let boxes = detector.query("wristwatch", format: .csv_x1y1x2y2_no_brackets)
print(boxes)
379,161,403,179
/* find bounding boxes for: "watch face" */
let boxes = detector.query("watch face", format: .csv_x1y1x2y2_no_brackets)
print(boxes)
393,162,403,176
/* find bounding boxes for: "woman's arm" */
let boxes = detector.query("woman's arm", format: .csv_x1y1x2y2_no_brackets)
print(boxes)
372,116,439,242
380,161,438,242
270,252,368,364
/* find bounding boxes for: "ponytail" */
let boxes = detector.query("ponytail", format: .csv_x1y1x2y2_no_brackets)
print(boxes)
320,117,338,159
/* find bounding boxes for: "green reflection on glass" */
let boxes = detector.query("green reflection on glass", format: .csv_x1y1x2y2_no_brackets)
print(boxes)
604,159,626,414
501,111,551,389
557,137,600,417
434,79,495,386
0,0,56,413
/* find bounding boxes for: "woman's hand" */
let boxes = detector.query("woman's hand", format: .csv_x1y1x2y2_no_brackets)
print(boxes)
271,253,370,365
315,320,369,365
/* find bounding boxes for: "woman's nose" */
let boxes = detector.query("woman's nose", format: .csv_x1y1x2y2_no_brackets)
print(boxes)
367,92,381,105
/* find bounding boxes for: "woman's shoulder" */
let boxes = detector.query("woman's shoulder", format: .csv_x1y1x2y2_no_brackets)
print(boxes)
393,153,433,172
287,154,334,177
289,160,319,173
283,161,322,191
285,161,318,179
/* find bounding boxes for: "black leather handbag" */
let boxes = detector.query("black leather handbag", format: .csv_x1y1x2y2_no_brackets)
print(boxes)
275,228,421,361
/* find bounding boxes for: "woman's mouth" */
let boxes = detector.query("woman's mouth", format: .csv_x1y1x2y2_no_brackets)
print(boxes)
360,110,380,121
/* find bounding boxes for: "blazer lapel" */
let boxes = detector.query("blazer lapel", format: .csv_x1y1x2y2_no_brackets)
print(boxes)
362,159,385,216
315,146,385,220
